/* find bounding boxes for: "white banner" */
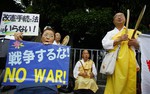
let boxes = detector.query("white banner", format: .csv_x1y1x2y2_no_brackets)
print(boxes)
139,34,150,94
0,12,40,36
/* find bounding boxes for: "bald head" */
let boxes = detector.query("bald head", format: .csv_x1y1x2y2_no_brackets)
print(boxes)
113,13,125,19
82,50,90,61
113,12,126,29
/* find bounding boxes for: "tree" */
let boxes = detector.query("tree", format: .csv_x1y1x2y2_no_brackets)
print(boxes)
5,0,149,48
0,0,24,19
62,8,113,48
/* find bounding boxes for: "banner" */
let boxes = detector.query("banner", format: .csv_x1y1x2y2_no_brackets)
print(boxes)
138,34,150,94
2,40,70,86
0,12,40,36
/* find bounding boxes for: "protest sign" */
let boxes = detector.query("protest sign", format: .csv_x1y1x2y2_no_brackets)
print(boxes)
0,12,40,36
138,34,150,94
2,40,70,86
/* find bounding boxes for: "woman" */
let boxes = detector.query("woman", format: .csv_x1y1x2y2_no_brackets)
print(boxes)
14,27,58,94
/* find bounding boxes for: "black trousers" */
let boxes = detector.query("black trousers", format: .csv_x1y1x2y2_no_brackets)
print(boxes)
74,89,95,94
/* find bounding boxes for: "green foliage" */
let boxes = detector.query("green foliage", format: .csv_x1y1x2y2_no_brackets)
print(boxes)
21,0,31,7
30,0,66,29
61,8,113,48
2,0,149,48
62,8,113,36
25,5,33,13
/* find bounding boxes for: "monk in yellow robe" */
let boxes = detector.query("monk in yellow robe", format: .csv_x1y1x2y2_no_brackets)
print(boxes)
102,12,141,94
73,50,98,94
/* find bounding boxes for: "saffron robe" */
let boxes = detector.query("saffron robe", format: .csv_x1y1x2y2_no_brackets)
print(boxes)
73,59,98,93
102,27,141,94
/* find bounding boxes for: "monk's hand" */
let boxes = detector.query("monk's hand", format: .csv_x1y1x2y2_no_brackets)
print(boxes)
114,34,128,46
78,72,88,78
78,72,87,78
90,73,94,78
128,39,139,49
14,32,23,40
137,67,140,71
119,34,128,41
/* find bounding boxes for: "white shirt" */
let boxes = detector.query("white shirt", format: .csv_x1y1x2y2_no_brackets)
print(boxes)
53,40,61,45
102,26,137,54
73,59,97,79
102,27,125,50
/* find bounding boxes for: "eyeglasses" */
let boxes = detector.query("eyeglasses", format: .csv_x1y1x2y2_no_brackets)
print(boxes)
43,34,54,38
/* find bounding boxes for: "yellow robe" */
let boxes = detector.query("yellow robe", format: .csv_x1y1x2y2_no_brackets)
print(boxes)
104,28,140,94
74,60,98,93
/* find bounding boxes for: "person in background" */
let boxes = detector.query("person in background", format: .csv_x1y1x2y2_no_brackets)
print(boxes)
73,50,98,94
102,12,141,94
53,32,61,45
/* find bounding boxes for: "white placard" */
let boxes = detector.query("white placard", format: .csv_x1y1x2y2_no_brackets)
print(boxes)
0,12,40,36
138,34,150,94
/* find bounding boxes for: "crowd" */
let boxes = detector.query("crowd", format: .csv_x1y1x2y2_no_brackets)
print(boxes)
0,12,142,94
